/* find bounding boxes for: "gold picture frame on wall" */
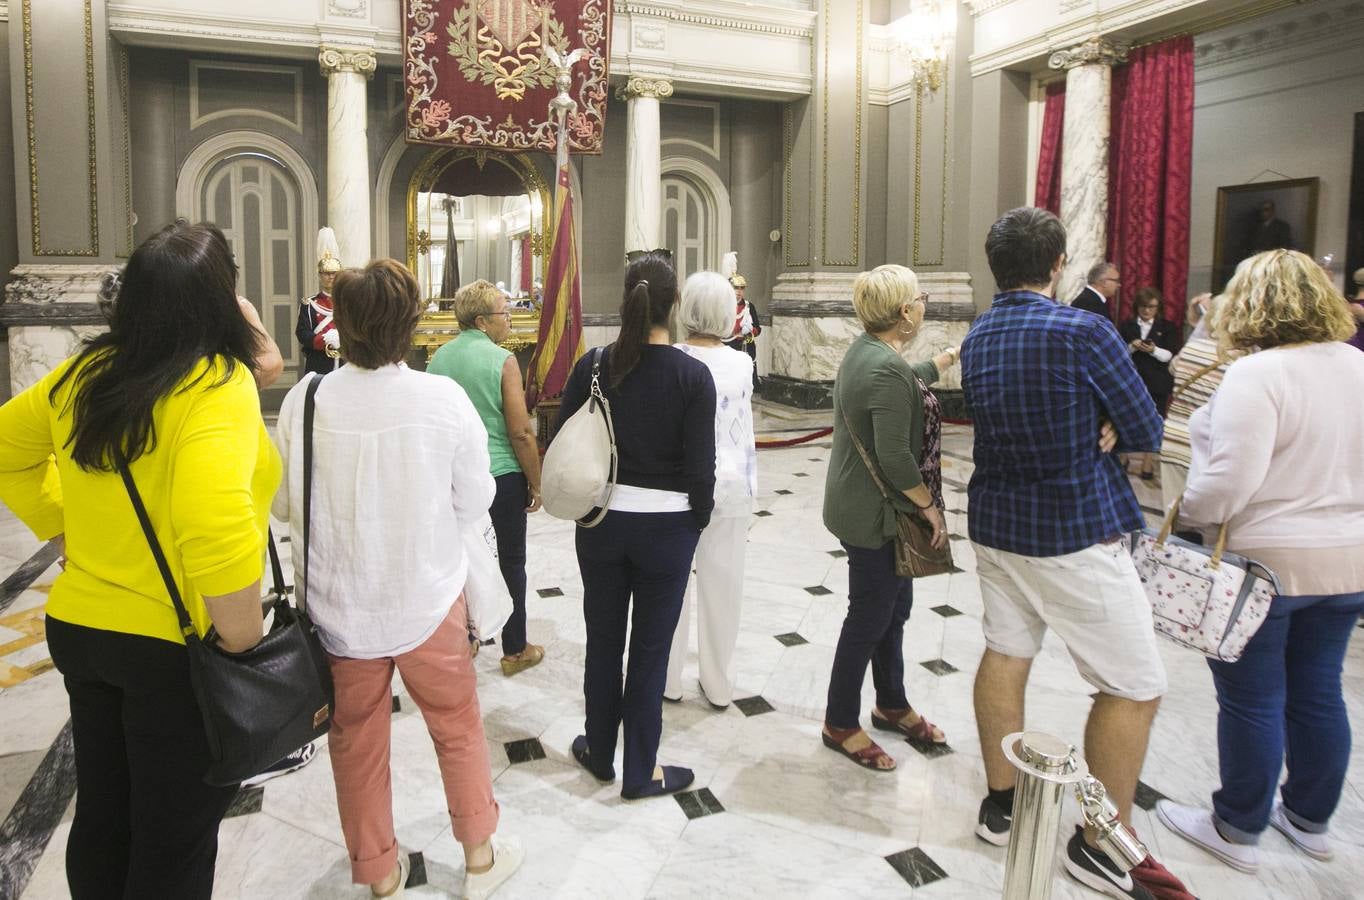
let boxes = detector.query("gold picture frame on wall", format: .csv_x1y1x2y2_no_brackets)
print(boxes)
1212,177,1319,293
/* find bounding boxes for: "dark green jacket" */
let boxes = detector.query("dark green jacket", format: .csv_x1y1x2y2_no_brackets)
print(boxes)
823,332,940,549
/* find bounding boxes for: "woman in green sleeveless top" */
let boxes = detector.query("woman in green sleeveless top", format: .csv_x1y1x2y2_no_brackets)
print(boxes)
428,280,545,676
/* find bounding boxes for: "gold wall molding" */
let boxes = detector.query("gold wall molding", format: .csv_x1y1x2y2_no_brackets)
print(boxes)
819,0,863,268
189,60,305,133
118,44,133,258
911,78,950,269
23,0,100,258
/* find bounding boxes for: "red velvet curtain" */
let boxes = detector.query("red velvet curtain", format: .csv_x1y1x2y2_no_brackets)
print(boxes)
1034,83,1066,216
1106,36,1194,327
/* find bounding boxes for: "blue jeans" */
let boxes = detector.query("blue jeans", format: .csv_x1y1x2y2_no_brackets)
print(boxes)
576,511,700,792
824,540,913,730
489,472,529,655
1207,591,1364,843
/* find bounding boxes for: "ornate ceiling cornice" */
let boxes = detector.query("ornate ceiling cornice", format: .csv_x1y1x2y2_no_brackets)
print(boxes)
1194,0,1364,72
614,1,816,39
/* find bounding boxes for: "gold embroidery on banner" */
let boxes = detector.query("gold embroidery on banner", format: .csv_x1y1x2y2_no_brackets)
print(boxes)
819,0,863,268
23,0,100,257
448,1,567,101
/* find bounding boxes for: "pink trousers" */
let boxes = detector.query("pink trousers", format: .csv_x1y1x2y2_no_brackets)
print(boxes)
326,596,499,884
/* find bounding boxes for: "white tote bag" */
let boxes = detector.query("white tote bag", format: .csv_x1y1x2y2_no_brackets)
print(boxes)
461,515,512,640
541,347,617,528
1129,498,1280,662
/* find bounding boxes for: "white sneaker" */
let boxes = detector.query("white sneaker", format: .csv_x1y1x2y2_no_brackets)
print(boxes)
240,742,317,788
1156,800,1259,873
463,835,524,900
371,852,410,899
1270,803,1333,861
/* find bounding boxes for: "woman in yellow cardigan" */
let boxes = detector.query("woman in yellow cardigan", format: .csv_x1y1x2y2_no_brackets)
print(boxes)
0,221,280,900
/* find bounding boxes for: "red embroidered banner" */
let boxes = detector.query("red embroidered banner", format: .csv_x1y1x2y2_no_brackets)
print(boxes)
403,0,611,153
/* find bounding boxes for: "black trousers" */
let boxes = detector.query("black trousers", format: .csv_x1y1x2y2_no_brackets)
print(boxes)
824,540,913,730
489,471,530,656
576,511,700,791
45,616,238,900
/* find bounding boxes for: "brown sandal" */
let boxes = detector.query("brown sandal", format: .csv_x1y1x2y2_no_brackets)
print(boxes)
871,708,946,745
822,726,897,772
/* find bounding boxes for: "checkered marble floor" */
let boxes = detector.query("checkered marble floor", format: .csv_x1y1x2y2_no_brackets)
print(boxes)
2,420,1362,899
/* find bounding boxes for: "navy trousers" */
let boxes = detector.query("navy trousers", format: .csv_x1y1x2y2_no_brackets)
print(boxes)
825,539,913,730
1208,591,1364,842
489,471,529,656
576,511,700,792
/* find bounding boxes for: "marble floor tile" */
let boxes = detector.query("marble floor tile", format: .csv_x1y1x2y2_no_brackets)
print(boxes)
3,432,1362,900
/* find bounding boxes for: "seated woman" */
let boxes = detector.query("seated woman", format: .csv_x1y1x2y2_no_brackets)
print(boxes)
1158,249,1364,873
557,251,717,800
428,279,545,676
1118,286,1179,480
822,264,958,771
0,221,276,898
273,260,522,899
664,271,758,710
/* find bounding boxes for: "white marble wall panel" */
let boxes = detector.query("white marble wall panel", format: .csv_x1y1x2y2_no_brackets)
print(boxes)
1057,62,1111,303
7,327,103,396
770,315,864,382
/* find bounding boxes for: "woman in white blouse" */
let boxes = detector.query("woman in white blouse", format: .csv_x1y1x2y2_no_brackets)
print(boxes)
664,271,758,709
1156,249,1364,875
274,260,521,900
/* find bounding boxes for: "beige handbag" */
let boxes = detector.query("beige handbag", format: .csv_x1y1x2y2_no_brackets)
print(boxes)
541,348,617,528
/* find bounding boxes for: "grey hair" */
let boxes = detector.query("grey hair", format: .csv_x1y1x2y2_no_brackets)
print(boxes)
1087,260,1116,284
678,271,736,340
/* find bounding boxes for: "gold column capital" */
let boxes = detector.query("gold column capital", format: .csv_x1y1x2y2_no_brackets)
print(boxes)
617,76,674,101
1048,35,1128,70
318,46,377,78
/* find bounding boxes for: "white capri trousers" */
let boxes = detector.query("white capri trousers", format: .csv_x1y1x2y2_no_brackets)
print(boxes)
665,515,747,706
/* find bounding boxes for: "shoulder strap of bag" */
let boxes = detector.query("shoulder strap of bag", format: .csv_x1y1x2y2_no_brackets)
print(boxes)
839,406,897,504
301,373,325,613
116,455,199,642
265,528,286,601
1171,357,1227,403
577,347,618,528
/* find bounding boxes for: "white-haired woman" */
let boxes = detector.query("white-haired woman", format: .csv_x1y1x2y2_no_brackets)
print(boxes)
663,271,758,710
821,264,959,771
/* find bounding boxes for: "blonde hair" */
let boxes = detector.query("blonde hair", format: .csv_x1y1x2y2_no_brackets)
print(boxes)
1211,249,1356,352
452,279,501,329
852,264,919,333
678,271,735,340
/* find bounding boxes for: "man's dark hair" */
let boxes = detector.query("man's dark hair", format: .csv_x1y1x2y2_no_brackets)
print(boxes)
1086,260,1116,285
985,207,1067,291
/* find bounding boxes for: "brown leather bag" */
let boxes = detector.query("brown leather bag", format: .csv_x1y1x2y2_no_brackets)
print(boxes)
841,410,954,578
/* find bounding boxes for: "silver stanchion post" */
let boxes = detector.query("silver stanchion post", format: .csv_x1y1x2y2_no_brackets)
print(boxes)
999,731,1148,900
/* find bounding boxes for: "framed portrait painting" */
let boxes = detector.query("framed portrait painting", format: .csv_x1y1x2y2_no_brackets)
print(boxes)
1212,177,1319,292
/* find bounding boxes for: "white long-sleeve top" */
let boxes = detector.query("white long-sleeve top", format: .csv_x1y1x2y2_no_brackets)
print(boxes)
674,343,757,517
273,364,495,658
1184,343,1364,554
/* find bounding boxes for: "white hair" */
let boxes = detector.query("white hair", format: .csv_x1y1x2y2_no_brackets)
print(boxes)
678,271,736,340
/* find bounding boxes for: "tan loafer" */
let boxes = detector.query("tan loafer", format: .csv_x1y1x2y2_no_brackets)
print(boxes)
500,644,545,676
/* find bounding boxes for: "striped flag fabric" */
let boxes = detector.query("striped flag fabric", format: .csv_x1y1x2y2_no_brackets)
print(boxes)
524,136,585,410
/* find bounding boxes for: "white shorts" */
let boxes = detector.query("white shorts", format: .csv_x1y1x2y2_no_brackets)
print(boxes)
973,540,1167,702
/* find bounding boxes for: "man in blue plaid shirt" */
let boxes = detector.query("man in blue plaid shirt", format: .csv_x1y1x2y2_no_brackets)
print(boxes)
962,208,1186,899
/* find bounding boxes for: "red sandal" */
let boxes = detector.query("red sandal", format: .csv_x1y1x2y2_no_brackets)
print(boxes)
822,726,897,772
871,708,947,745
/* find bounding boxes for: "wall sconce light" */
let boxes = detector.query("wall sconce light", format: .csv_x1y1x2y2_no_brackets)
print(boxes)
891,0,957,95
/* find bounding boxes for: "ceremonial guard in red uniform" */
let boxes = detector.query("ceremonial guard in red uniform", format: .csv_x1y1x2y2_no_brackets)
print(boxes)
721,252,761,384
296,228,343,376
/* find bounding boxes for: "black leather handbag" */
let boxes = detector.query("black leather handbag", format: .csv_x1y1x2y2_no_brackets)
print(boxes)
117,373,334,786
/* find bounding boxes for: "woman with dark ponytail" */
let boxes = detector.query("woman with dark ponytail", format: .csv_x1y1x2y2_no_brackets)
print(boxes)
556,251,717,800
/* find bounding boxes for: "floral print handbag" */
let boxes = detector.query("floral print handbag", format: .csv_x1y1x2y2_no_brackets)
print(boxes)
1128,498,1280,662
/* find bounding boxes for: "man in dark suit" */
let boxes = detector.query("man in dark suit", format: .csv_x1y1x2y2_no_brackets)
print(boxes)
1070,261,1121,321
1243,201,1294,256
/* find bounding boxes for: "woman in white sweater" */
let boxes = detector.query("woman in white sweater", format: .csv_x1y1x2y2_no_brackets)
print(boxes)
1157,249,1364,874
274,260,521,899
663,271,758,709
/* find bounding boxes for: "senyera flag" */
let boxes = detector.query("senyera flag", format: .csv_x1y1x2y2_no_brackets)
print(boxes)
525,138,585,410
404,0,611,153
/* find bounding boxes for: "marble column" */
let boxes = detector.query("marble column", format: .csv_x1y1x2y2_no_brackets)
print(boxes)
1049,36,1127,302
318,47,377,267
621,76,673,256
